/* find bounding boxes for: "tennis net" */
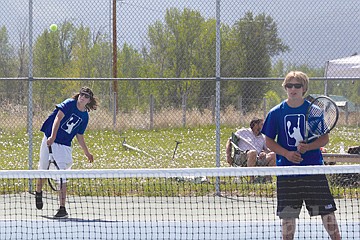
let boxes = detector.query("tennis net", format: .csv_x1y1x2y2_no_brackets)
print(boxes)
0,165,359,240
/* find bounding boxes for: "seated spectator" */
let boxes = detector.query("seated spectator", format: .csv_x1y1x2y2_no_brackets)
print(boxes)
226,118,276,181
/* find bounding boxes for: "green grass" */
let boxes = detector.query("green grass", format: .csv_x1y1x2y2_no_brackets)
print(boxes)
73,125,231,170
326,126,359,153
0,125,358,197
0,125,358,171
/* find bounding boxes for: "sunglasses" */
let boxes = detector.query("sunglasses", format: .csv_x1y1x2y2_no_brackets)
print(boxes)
80,92,91,99
285,83,303,89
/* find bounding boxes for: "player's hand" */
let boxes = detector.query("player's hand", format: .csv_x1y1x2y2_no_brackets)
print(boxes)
46,136,55,146
86,152,94,163
285,151,303,164
297,141,309,154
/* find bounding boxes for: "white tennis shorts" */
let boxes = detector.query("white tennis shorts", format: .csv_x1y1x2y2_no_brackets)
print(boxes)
38,135,73,170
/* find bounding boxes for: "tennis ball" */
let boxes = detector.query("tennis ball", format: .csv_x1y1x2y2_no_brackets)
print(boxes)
49,24,58,32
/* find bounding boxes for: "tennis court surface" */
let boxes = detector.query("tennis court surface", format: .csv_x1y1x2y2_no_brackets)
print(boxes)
0,166,359,239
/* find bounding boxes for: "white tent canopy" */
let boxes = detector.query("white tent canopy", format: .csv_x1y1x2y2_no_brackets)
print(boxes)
325,55,360,78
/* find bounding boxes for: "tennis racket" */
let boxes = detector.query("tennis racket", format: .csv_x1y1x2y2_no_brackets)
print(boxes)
47,145,63,191
304,96,339,143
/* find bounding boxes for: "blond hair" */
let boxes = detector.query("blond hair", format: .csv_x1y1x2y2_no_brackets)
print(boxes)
282,71,309,96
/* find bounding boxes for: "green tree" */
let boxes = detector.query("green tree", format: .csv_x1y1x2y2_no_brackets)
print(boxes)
90,32,112,78
58,21,76,70
223,12,289,112
33,29,62,77
33,26,64,107
264,90,281,111
147,8,215,109
71,25,93,77
0,26,16,77
0,26,22,103
195,19,217,110
117,43,146,112
163,8,205,108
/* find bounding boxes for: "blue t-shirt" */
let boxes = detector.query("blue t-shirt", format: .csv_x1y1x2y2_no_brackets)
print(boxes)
261,100,324,166
41,98,89,147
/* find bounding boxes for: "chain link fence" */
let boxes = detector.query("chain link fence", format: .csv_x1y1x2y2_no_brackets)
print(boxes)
0,0,359,169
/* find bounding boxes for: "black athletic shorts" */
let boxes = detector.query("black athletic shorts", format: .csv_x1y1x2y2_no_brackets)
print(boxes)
277,174,337,219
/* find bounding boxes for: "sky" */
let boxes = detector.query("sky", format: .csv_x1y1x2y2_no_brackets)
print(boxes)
1,0,359,68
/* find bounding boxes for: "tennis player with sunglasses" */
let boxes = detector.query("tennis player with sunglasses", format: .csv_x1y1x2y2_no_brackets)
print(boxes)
261,71,341,240
35,87,98,218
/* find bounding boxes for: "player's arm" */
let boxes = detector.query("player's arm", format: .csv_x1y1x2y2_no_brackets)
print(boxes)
76,134,94,163
265,136,303,164
297,134,329,154
47,110,65,146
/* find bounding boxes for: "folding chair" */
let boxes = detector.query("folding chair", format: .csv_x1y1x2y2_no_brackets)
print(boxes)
230,132,247,167
229,132,272,183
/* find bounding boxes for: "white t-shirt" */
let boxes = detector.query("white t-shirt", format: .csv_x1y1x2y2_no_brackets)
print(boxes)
234,128,267,154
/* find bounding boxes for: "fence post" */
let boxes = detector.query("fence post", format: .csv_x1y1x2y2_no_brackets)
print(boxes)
238,96,243,125
113,92,117,129
182,93,187,127
211,95,215,123
263,98,267,119
345,101,349,125
150,94,154,129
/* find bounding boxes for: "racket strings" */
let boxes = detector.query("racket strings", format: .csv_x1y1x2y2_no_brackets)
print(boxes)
308,98,338,136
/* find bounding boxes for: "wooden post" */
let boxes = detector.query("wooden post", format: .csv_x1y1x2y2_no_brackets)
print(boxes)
113,92,117,129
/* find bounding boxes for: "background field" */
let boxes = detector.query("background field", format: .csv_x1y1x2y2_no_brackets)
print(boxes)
0,125,358,171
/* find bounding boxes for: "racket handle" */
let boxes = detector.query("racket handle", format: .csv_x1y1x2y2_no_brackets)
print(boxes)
48,145,53,154
306,134,322,142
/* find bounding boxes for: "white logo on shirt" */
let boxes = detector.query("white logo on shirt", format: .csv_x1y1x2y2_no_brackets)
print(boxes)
285,114,305,147
61,114,82,134
325,204,333,210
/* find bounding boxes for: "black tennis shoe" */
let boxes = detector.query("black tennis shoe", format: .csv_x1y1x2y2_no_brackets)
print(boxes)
35,191,43,210
54,206,68,219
